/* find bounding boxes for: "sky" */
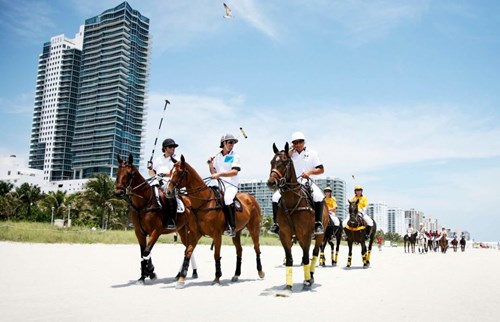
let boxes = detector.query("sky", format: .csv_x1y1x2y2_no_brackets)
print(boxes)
0,0,499,241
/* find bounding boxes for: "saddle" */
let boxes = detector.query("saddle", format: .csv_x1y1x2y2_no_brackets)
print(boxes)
345,215,366,231
159,191,185,213
209,186,243,212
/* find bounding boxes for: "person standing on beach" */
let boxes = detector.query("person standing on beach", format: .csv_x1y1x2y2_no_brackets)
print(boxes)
269,131,325,235
207,133,241,237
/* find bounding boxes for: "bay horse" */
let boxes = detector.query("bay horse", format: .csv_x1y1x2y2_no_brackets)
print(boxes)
344,200,377,268
114,154,197,284
404,232,418,253
451,238,458,252
267,143,328,296
439,232,449,253
166,155,264,288
319,218,343,267
460,237,466,252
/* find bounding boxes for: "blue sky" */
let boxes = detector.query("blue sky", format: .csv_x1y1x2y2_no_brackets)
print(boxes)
0,0,499,241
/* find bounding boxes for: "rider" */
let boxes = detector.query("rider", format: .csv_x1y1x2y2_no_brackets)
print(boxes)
207,133,241,237
406,223,414,237
342,185,373,240
269,131,325,235
147,138,179,229
324,187,340,227
419,222,426,235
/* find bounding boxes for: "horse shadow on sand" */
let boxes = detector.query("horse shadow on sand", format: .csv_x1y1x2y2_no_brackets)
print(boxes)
259,282,322,297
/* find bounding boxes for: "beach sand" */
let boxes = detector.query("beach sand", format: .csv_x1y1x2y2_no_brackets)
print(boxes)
1,241,499,321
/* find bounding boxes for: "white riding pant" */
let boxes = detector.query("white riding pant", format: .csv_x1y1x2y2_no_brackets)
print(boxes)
329,211,340,226
272,179,324,203
224,185,238,205
342,211,373,227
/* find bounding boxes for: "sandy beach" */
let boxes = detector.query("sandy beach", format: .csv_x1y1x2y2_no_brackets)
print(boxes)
1,241,499,322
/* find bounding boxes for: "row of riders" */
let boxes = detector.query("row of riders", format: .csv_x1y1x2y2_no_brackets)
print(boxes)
404,223,467,254
114,131,377,294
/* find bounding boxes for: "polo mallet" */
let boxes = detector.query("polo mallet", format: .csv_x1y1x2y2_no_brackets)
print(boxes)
238,127,248,139
148,99,170,168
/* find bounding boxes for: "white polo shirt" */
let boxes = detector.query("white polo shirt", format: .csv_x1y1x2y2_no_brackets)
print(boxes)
213,149,241,187
291,147,322,178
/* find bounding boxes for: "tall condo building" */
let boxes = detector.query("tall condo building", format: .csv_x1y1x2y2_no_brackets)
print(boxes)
73,2,150,179
29,27,84,181
316,178,347,220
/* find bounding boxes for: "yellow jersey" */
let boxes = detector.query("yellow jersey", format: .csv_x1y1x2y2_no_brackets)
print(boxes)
325,196,337,211
349,195,368,211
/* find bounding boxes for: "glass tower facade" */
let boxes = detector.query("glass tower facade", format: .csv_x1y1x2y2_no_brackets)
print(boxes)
29,29,84,181
73,2,150,178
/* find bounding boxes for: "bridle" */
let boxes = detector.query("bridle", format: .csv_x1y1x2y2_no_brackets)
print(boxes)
269,152,298,191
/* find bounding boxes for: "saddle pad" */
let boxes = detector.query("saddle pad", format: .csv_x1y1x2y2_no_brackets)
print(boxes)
176,197,185,213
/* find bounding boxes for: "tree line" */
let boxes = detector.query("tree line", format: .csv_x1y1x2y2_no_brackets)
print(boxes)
0,174,129,230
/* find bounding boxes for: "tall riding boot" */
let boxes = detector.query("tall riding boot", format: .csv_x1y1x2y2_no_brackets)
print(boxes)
153,186,162,209
165,197,177,230
223,204,236,237
269,202,279,234
314,202,324,235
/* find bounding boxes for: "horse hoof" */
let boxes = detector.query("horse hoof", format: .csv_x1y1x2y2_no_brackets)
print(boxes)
212,280,221,286
192,272,199,279
303,281,312,290
231,276,239,282
149,273,157,280
175,272,181,281
332,262,337,267
276,286,292,297
258,271,265,279
136,278,146,285
176,281,185,289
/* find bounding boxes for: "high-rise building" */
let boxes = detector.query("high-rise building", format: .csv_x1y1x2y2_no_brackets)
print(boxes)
388,207,405,236
239,179,273,216
316,177,346,220
367,202,388,233
72,2,150,179
29,27,84,181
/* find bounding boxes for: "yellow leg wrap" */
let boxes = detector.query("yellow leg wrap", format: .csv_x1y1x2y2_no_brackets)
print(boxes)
362,253,367,264
334,251,339,262
330,251,334,261
303,263,311,281
367,250,371,262
310,256,318,274
347,255,352,266
286,266,293,287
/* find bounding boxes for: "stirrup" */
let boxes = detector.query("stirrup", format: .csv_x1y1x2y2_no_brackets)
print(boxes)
269,224,279,234
224,226,236,237
166,219,177,230
314,222,324,235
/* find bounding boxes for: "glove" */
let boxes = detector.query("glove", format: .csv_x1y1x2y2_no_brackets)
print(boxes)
147,161,153,170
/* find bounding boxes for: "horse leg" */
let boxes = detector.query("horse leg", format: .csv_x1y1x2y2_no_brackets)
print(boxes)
277,236,294,296
134,228,152,284
231,233,243,282
346,239,353,268
366,235,374,266
328,240,334,266
212,235,223,285
309,235,322,285
176,227,201,288
248,219,265,279
361,240,368,268
319,238,327,267
301,242,313,290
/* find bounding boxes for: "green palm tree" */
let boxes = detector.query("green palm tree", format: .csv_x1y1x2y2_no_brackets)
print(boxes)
15,183,42,220
0,181,14,196
84,173,125,229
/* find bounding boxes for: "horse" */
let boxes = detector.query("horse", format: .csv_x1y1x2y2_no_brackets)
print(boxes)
451,238,458,252
439,232,448,253
344,200,377,268
319,217,343,267
404,232,417,253
166,155,265,288
416,232,428,254
114,154,197,284
267,142,329,296
460,237,466,252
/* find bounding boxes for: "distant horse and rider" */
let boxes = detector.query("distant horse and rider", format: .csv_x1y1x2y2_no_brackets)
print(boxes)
404,232,417,253
439,230,449,253
460,236,466,252
416,231,428,254
344,200,376,268
267,142,328,296
451,237,458,252
167,154,265,288
319,219,343,267
114,154,198,284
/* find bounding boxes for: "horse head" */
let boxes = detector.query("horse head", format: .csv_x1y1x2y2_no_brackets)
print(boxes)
114,153,136,198
348,199,359,218
166,154,188,197
267,142,295,190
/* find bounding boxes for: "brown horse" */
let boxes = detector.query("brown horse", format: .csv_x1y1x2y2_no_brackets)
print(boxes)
114,154,196,284
460,237,466,252
451,238,458,252
344,200,377,268
267,142,328,296
319,218,343,267
166,155,264,288
404,232,418,253
440,232,449,253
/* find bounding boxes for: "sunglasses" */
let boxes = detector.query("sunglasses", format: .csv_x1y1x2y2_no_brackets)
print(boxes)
166,146,176,149
292,140,304,144
226,140,236,144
